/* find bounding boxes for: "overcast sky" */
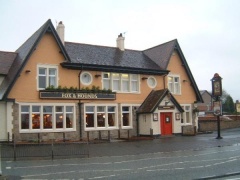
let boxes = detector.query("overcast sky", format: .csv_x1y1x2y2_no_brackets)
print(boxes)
1,0,240,101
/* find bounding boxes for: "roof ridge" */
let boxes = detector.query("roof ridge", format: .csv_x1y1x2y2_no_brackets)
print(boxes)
0,50,17,54
65,41,142,52
143,39,177,51
15,19,51,53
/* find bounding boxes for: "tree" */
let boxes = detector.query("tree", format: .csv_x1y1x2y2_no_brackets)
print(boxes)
222,94,235,114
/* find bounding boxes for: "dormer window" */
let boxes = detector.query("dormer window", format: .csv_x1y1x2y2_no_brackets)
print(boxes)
37,65,58,90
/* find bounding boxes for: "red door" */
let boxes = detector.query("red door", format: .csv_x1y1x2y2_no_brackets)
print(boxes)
160,112,173,135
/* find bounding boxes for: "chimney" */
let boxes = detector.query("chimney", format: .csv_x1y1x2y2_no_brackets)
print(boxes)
116,33,125,51
56,21,65,45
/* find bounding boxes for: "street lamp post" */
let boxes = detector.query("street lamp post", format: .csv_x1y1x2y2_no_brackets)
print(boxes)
211,73,223,139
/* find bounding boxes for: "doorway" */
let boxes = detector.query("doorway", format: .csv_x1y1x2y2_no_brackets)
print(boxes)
160,112,173,135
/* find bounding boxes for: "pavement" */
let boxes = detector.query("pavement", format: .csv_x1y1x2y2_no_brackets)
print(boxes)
1,128,240,180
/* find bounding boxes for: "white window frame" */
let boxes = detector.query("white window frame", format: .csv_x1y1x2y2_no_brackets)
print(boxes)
121,104,134,129
84,104,118,131
181,104,192,125
102,72,140,93
19,103,76,133
147,76,157,88
168,74,181,95
80,71,93,86
37,64,58,90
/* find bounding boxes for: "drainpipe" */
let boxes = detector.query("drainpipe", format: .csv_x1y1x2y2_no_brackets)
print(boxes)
163,74,168,89
136,113,139,136
78,67,83,140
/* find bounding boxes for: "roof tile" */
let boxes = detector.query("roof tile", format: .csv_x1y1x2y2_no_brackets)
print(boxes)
0,51,17,75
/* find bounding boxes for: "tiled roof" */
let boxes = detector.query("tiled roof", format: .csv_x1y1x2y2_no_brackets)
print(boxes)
0,19,203,103
138,89,168,113
0,51,17,75
137,89,184,114
0,19,70,100
65,42,162,70
143,40,176,69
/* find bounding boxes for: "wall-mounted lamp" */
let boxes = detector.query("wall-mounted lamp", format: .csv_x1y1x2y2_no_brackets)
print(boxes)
141,77,148,80
165,100,170,106
95,74,101,78
25,70,31,73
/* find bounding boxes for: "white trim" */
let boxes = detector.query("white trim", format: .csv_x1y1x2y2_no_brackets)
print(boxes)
167,74,181,95
102,72,140,93
120,104,138,129
80,71,93,86
84,104,119,131
37,64,58,90
180,104,192,125
147,76,157,88
19,103,76,133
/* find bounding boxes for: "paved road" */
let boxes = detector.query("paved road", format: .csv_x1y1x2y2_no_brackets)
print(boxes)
88,128,240,157
1,128,240,179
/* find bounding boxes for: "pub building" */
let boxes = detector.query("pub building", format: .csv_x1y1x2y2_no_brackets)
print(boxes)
0,19,203,142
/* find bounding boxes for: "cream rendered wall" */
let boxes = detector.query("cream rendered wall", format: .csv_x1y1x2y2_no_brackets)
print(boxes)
166,50,196,104
0,101,13,141
139,114,151,135
0,102,7,140
151,109,160,135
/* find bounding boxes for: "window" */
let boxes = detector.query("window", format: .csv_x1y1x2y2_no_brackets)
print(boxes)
43,106,53,129
103,73,111,90
168,75,181,94
80,72,92,85
147,76,157,88
32,106,40,129
103,73,139,93
38,65,58,89
181,105,191,124
20,104,75,132
21,106,30,129
122,74,129,92
85,104,118,130
112,73,120,91
131,74,139,92
97,106,105,127
121,105,135,129
108,106,116,127
86,106,95,128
